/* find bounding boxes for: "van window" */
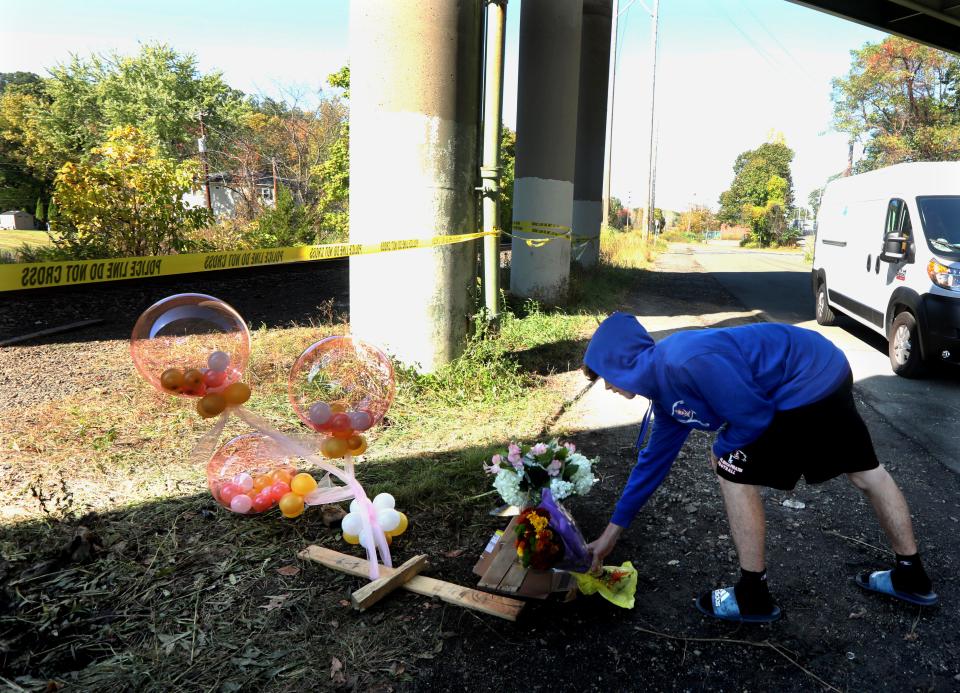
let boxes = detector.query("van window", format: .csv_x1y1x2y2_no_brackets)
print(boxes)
917,196,960,259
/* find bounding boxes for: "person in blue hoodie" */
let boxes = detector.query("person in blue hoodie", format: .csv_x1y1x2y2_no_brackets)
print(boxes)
582,312,937,623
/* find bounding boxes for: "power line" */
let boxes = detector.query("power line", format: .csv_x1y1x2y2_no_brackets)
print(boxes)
736,0,817,86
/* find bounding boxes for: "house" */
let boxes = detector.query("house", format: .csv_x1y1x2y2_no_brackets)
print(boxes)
0,210,36,230
183,172,285,219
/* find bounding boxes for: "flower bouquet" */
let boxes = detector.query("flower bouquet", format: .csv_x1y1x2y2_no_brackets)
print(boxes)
484,439,595,508
484,439,595,574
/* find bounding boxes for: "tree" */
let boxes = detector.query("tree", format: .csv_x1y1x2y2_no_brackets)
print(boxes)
676,205,718,238
309,67,351,241
808,188,824,219
51,126,209,258
28,44,247,178
35,197,44,223
832,36,960,171
250,184,316,247
0,88,48,211
718,137,796,225
498,126,516,234
0,72,42,96
607,196,625,229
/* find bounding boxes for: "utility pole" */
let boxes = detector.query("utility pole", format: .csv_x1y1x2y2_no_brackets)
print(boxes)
272,158,278,207
481,0,508,319
601,0,619,231
197,112,213,213
641,0,660,242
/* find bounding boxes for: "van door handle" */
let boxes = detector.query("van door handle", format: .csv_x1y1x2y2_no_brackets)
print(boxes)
875,256,881,274
866,254,871,271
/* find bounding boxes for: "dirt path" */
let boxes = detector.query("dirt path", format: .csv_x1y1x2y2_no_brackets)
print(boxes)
415,245,960,692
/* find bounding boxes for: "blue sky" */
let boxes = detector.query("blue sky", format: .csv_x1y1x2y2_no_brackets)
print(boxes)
2,0,885,212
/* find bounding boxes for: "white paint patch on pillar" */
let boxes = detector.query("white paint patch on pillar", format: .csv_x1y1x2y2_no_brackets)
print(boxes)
572,199,602,267
350,109,476,373
510,177,574,301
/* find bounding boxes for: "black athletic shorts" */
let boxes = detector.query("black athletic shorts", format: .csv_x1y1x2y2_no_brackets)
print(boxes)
715,371,879,490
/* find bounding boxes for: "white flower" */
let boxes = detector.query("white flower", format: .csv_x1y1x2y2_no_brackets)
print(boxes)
492,468,527,507
570,460,596,496
531,442,548,455
549,478,575,501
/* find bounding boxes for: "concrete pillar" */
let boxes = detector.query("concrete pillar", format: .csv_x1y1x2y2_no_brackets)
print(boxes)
573,0,613,268
349,1,481,372
510,0,584,302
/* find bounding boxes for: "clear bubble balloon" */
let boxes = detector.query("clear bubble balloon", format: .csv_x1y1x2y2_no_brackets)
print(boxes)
131,293,250,399
206,433,300,514
288,336,395,434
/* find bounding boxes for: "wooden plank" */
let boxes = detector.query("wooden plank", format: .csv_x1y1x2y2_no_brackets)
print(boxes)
351,554,428,611
299,546,525,621
477,538,518,590
497,562,527,593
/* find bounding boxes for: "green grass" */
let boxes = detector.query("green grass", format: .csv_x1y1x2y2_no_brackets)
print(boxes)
0,229,54,259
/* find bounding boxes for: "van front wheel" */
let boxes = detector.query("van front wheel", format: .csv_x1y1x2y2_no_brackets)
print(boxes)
815,283,836,326
889,311,924,378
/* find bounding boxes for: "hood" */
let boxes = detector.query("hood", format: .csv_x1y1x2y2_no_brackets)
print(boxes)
583,312,658,397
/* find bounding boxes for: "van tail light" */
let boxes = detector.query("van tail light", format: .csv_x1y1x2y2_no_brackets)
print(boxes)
927,259,960,290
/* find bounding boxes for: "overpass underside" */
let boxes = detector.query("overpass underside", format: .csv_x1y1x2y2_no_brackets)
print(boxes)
788,0,960,54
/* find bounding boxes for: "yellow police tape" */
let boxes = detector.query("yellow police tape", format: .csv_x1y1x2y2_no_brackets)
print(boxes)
509,220,595,248
2,230,495,291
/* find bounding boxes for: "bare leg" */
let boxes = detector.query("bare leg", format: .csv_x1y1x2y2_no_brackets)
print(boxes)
847,465,918,555
717,477,766,572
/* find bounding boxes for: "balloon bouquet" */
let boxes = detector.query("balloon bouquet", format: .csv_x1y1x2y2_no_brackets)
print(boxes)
131,293,406,578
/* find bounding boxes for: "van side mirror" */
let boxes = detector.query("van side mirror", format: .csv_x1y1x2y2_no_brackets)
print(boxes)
880,235,912,263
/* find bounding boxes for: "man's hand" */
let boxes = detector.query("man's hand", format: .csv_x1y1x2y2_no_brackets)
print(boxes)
586,522,624,574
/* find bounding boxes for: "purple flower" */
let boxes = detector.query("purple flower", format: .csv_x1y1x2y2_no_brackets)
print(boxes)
563,442,577,453
507,443,522,465
511,457,524,471
547,459,562,477
531,443,548,455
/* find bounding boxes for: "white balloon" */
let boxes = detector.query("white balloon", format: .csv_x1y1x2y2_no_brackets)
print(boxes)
372,493,395,510
232,472,254,493
341,512,363,536
359,529,374,550
349,499,361,514
377,508,400,532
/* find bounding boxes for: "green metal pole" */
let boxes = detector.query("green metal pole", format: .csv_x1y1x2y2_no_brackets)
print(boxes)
481,0,507,319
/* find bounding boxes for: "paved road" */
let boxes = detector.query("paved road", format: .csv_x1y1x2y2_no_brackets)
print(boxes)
687,243,960,475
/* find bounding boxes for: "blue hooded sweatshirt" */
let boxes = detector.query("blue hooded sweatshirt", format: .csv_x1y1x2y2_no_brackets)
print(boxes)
584,313,850,527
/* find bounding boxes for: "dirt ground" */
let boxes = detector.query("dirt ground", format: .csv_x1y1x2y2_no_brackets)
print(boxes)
2,250,959,692
408,249,959,692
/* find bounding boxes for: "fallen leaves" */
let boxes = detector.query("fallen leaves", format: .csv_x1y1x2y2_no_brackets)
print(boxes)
259,594,291,612
330,656,346,685
275,565,300,577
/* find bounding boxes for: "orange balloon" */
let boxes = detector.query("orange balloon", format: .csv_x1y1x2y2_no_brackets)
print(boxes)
346,434,368,455
160,368,185,391
197,393,226,418
278,492,305,518
290,472,318,496
271,468,294,485
223,382,251,406
320,437,349,459
253,474,273,492
183,369,204,389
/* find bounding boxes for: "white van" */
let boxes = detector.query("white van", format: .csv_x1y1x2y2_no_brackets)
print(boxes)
811,162,960,377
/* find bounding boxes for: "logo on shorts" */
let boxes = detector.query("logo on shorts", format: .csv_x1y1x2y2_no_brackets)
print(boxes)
718,450,747,475
671,399,710,428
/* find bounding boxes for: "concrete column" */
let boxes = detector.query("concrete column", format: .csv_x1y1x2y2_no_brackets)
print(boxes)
349,1,481,372
573,0,613,268
510,0,584,302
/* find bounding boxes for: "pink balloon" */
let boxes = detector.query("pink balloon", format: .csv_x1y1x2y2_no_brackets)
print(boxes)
230,494,253,514
219,483,242,504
